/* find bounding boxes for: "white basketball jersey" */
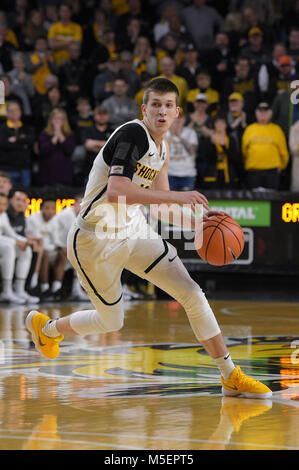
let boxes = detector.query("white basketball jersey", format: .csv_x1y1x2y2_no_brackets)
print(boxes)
79,119,166,233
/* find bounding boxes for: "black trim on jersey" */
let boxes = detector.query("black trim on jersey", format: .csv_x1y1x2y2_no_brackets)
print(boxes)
73,228,123,306
144,239,169,274
82,184,107,219
104,123,149,180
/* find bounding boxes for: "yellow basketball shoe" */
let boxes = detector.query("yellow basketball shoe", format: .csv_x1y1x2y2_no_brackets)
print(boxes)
221,366,272,399
26,310,64,360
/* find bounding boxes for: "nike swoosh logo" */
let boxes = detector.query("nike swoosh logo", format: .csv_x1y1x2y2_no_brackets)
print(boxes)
224,384,238,391
168,255,177,262
38,335,46,347
149,152,155,156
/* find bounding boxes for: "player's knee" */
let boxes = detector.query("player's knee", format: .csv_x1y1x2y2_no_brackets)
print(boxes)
95,312,124,333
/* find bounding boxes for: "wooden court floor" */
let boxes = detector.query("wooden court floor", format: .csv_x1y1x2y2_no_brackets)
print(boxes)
0,298,298,450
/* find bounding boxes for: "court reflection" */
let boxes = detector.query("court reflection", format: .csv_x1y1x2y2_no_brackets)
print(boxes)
0,300,298,449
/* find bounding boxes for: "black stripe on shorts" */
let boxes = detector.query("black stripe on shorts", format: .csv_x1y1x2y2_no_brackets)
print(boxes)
144,239,169,274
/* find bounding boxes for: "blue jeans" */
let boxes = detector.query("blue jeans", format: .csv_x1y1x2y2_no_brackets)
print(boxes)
5,169,31,188
168,175,196,191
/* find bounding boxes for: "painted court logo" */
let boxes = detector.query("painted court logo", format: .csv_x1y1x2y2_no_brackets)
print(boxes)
0,336,298,399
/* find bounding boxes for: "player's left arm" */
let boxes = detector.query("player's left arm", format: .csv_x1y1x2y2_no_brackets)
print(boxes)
150,141,227,227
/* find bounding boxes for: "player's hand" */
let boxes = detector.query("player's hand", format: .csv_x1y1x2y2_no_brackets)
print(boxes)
203,210,229,222
174,190,210,212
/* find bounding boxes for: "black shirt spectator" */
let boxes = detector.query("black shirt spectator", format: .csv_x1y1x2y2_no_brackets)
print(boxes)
59,42,88,113
0,101,35,187
175,43,202,90
83,106,113,177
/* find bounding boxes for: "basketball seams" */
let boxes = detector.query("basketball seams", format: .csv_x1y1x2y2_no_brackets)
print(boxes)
205,225,225,266
197,215,244,266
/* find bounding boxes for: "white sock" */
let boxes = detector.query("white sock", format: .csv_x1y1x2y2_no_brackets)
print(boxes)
214,353,235,380
71,278,83,295
31,272,38,288
15,278,26,295
41,282,49,293
2,279,13,295
52,280,62,293
42,319,61,338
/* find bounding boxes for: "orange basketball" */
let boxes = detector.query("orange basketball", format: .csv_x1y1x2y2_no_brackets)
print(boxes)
195,215,244,266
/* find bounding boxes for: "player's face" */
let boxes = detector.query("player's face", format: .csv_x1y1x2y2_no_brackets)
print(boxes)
0,196,8,214
10,191,27,213
41,201,56,221
142,92,180,137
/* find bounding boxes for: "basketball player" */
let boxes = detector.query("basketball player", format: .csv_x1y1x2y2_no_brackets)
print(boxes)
26,79,272,399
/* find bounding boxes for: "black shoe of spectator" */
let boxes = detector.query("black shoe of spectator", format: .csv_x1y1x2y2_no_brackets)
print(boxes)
52,288,64,302
40,289,55,301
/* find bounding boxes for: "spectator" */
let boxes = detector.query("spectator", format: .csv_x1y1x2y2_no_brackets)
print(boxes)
226,92,247,153
0,100,35,187
187,70,219,114
241,27,271,72
267,55,296,104
59,42,87,112
82,105,113,178
242,102,289,189
165,112,197,191
175,42,201,90
0,193,28,304
70,97,94,184
101,78,139,130
120,18,142,52
54,195,89,301
7,189,40,303
118,0,149,38
156,56,189,110
153,3,179,44
101,29,119,57
132,36,157,77
134,72,153,119
204,31,235,91
199,113,242,189
47,3,82,66
181,0,224,52
26,198,66,300
0,12,19,49
289,118,299,192
222,56,259,123
0,23,14,72
92,53,121,105
271,85,293,139
0,75,24,122
34,84,67,133
82,107,113,178
241,6,274,49
82,8,109,52
287,27,299,71
118,50,141,98
229,0,275,27
265,43,287,82
8,52,35,116
43,4,58,32
156,32,184,73
21,9,46,51
284,3,299,34
27,37,59,97
187,92,213,183
38,108,75,185
98,0,119,31
0,171,12,196
224,11,244,55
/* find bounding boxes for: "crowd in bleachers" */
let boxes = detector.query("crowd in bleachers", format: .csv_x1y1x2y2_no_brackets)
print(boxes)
0,0,299,303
